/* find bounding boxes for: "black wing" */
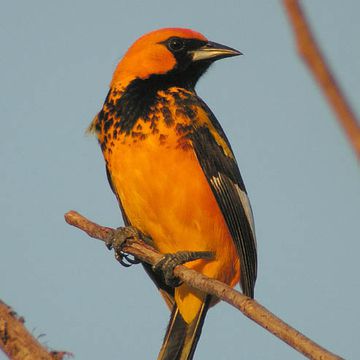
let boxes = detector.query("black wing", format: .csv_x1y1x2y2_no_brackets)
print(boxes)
190,102,257,298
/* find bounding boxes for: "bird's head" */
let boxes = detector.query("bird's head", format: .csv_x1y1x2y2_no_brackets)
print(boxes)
111,28,242,89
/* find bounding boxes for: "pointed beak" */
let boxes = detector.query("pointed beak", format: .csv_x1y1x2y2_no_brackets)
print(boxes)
190,41,242,62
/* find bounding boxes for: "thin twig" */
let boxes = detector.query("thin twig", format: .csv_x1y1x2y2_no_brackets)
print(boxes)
283,0,360,159
0,300,70,360
65,210,344,360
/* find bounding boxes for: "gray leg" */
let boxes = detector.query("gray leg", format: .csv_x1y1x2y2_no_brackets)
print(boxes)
152,251,215,287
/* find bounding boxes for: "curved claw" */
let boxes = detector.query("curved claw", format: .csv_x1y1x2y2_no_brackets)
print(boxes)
115,251,132,267
118,256,133,267
120,253,140,265
110,226,143,267
124,254,141,265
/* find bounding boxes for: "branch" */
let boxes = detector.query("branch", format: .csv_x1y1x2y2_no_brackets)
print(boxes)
283,0,360,159
65,210,344,360
0,300,70,360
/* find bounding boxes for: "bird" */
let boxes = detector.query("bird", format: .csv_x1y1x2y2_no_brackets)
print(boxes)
89,28,257,360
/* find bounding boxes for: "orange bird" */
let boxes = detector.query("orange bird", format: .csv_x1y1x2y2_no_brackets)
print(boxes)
89,28,257,360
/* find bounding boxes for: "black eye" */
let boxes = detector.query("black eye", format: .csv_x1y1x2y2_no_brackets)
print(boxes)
168,37,185,52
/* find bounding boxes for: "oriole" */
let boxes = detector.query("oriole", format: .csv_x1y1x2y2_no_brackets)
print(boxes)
89,28,257,360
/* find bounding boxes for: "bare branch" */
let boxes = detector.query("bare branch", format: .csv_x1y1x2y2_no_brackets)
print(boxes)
283,0,360,159
0,300,70,360
65,210,344,360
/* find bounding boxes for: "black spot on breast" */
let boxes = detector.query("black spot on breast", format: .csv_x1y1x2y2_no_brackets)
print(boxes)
175,106,196,119
94,117,101,133
175,123,192,136
175,123,193,151
131,131,147,141
103,117,113,133
161,107,173,127
159,134,168,145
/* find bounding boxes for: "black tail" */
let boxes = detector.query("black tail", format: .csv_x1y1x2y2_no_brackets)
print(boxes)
157,295,211,360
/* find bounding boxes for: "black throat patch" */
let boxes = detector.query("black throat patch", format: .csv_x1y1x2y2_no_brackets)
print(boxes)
104,60,210,134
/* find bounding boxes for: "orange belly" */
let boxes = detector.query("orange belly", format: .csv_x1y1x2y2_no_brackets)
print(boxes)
107,133,240,322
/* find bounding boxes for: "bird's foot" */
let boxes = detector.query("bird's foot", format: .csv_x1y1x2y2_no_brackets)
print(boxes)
106,226,145,267
152,251,214,287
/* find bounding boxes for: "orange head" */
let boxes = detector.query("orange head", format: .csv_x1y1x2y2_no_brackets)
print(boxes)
111,28,241,89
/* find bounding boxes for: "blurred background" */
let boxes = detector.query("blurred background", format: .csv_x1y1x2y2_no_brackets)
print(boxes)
1,1,359,359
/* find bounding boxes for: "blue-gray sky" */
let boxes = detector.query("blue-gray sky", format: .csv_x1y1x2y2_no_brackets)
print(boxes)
1,1,359,359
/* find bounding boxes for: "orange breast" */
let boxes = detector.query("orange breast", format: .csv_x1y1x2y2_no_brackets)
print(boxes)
106,121,240,321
